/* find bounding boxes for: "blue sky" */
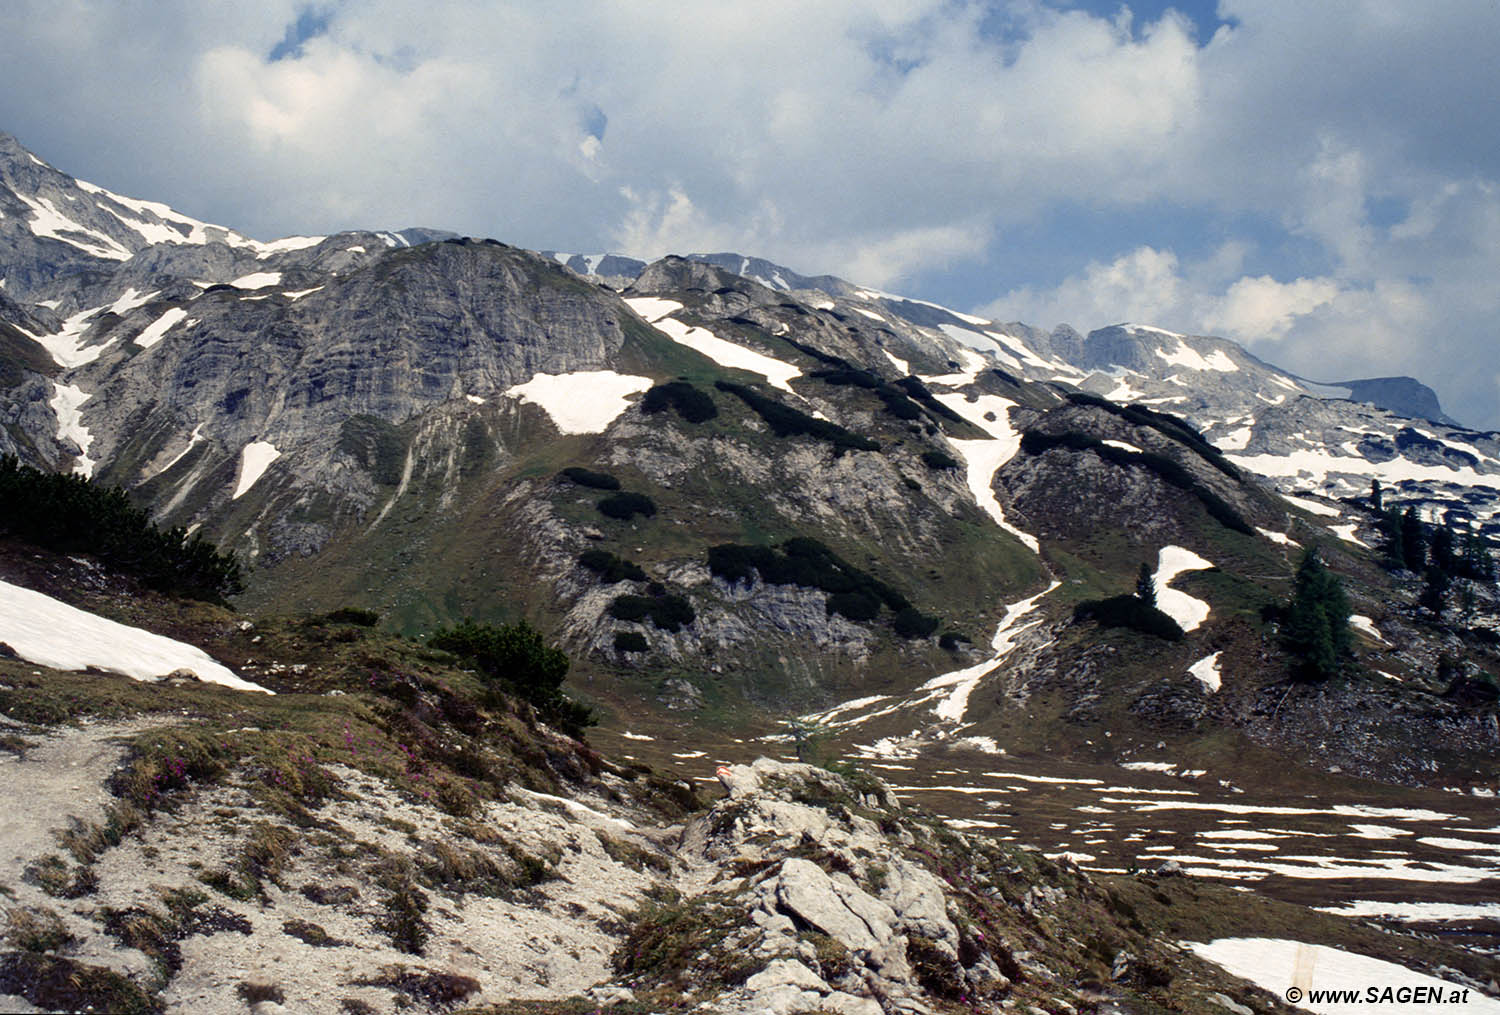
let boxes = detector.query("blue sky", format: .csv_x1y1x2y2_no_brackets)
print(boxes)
1,1,1498,428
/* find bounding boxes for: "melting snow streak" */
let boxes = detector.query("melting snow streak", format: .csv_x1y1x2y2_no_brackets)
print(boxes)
934,393,1039,553
920,581,1059,723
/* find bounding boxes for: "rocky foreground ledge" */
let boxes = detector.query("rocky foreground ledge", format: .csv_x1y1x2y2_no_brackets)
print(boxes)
3,711,1495,1015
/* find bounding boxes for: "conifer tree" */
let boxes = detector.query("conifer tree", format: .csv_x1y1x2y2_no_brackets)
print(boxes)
1461,531,1496,583
1382,506,1405,571
1400,507,1427,572
1369,479,1383,513
1420,565,1451,617
1283,546,1352,682
1431,514,1457,576
1136,562,1157,607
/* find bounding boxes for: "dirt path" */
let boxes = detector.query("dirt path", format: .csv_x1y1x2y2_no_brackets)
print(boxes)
0,717,172,875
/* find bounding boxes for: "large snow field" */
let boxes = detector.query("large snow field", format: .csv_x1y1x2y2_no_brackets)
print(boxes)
932,392,1040,553
16,192,131,259
505,370,653,434
1154,339,1238,373
230,271,282,290
1153,545,1215,631
937,324,1022,371
1188,938,1500,1014
0,579,267,693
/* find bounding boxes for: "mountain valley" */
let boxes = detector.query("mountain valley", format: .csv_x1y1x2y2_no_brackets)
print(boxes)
1,130,1498,1013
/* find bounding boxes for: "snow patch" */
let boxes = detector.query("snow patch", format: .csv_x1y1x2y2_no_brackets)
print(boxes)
233,441,281,499
1328,523,1369,547
1256,527,1299,547
230,271,282,290
1188,652,1222,692
133,307,189,349
1348,615,1385,643
1100,439,1141,453
154,424,205,477
1316,900,1500,923
107,287,158,316
50,383,97,477
505,370,653,434
1187,938,1500,1014
1153,545,1215,632
881,349,910,375
0,579,266,692
1155,340,1238,373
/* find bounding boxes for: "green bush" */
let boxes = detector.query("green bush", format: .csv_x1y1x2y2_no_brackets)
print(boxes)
614,631,649,653
597,491,656,521
324,607,380,627
558,466,620,490
826,591,881,621
429,620,592,733
1073,595,1184,641
640,381,718,423
578,550,647,583
715,381,879,454
877,388,923,420
922,450,961,471
609,592,695,632
892,607,940,639
707,539,909,611
0,455,242,602
938,631,971,651
894,376,967,425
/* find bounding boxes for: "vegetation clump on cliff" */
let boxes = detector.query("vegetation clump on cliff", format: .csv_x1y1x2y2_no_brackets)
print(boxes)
0,455,242,602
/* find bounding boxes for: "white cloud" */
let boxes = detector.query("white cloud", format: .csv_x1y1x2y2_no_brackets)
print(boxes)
1205,275,1341,341
983,246,1190,332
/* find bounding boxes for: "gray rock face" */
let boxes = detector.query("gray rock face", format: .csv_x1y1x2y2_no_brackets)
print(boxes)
1336,376,1457,425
